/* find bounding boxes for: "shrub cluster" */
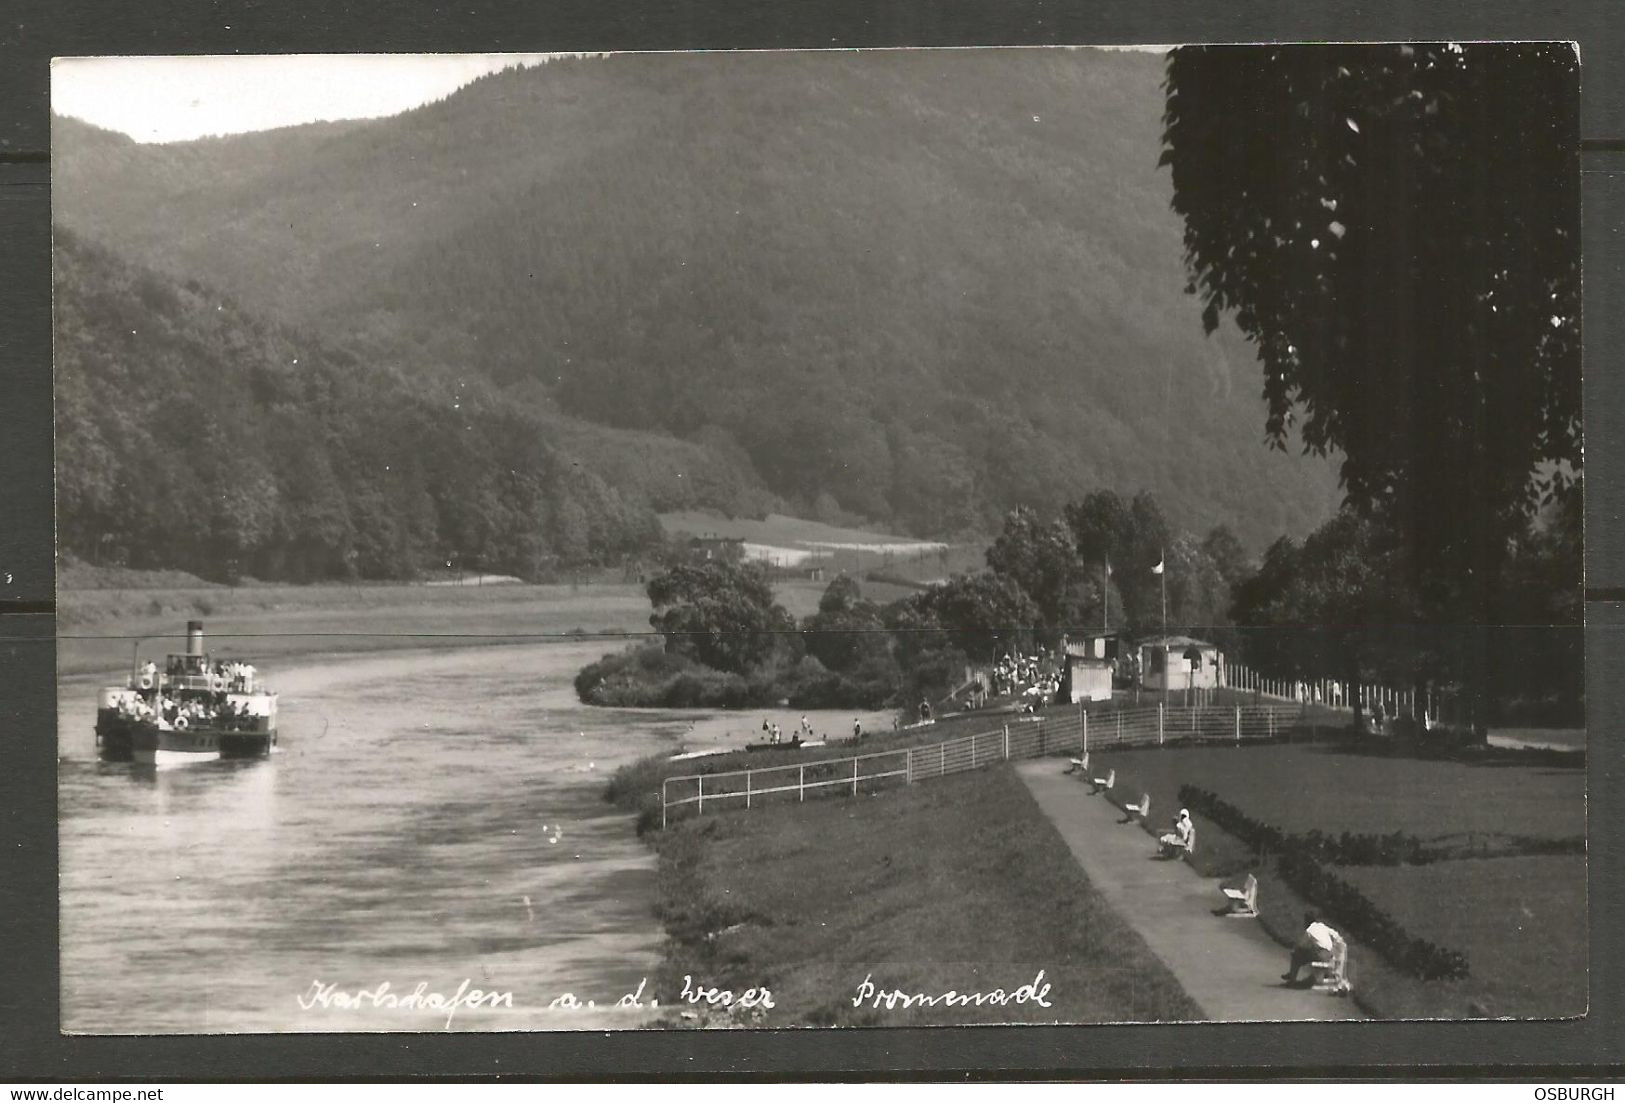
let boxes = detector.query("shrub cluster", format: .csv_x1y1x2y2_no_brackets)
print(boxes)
1181,785,1443,866
575,642,897,710
1179,785,1471,982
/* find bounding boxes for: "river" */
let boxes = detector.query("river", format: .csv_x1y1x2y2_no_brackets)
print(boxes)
57,638,892,1033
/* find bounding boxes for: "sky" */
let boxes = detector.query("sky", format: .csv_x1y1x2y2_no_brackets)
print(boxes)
51,53,571,143
51,48,1167,145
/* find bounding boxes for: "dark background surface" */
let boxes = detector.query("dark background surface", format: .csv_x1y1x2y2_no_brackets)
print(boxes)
2,0,1622,1080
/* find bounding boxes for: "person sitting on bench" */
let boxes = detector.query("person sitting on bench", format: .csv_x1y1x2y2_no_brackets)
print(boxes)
1158,809,1194,857
1088,766,1115,794
1282,910,1346,986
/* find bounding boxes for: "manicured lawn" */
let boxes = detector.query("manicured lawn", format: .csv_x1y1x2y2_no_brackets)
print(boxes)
1091,741,1583,844
1079,740,1586,1018
649,765,1203,1026
1338,857,1587,1018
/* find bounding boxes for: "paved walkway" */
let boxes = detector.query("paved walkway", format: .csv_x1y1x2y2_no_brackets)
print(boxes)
1016,760,1362,1022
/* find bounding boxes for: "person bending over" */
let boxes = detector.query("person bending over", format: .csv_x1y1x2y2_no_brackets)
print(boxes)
1282,910,1342,984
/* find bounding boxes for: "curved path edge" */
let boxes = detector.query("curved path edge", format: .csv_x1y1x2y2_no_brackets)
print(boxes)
1015,759,1362,1022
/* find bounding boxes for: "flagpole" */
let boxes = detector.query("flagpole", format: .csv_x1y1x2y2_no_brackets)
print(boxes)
1102,557,1109,634
1160,547,1167,632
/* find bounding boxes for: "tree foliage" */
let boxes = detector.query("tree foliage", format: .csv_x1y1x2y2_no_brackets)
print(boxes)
1162,43,1581,611
646,560,797,675
53,229,662,581
801,574,891,674
985,507,1098,637
1228,504,1583,726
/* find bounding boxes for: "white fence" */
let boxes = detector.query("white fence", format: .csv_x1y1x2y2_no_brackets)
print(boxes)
659,702,1299,827
1224,663,1431,721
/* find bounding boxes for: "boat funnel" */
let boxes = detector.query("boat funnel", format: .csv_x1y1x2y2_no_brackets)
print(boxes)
186,620,205,656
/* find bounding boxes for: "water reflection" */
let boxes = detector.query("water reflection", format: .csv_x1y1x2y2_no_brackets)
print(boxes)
59,640,675,1033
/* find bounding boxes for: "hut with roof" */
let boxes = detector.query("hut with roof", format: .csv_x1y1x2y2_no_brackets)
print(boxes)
1062,633,1119,703
1137,634,1224,692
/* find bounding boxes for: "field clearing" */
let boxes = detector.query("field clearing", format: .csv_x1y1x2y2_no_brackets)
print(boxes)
658,511,984,582
57,581,655,676
651,765,1202,1025
1074,740,1585,1017
659,511,945,548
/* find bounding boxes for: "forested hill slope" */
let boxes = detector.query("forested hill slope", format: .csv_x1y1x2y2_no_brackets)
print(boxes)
53,48,1341,548
54,229,661,580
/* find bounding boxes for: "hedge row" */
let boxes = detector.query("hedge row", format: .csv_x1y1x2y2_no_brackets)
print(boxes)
1179,785,1471,982
1273,849,1470,981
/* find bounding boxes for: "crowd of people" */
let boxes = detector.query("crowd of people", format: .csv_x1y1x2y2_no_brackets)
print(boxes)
135,657,259,692
117,657,264,731
115,691,264,732
989,650,1062,710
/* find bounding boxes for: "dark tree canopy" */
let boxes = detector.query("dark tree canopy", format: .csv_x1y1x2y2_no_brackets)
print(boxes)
1063,490,1172,629
646,561,796,675
1162,43,1580,609
802,575,890,674
911,571,1041,663
985,507,1098,636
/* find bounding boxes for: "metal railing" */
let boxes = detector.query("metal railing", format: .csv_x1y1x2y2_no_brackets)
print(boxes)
659,702,1299,827
1224,663,1429,720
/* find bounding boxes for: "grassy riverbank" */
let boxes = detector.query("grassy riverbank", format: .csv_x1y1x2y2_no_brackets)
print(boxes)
632,764,1202,1026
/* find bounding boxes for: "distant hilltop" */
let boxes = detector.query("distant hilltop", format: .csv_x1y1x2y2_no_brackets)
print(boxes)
53,48,1340,562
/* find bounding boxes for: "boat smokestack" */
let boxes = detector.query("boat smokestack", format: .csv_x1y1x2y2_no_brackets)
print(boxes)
186,621,205,656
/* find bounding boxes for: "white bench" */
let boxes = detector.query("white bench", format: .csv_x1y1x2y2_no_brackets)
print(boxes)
1089,767,1115,794
1066,752,1089,776
1121,792,1151,824
1309,939,1352,995
1159,824,1195,859
1221,873,1258,918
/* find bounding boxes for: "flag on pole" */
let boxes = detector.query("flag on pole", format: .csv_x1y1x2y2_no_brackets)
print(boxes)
1104,558,1112,576
1151,558,1164,575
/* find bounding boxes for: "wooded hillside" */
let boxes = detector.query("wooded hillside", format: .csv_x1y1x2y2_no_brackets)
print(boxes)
54,48,1342,559
54,229,661,580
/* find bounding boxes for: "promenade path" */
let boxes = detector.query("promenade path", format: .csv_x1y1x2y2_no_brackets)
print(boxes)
1015,759,1363,1022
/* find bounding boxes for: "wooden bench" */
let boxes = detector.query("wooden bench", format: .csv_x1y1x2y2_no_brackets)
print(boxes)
1121,792,1151,824
1088,767,1115,794
1308,938,1352,995
1159,824,1195,859
1221,873,1258,918
1065,752,1089,776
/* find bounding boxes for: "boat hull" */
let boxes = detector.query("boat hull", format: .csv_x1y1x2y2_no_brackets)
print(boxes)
96,710,276,766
